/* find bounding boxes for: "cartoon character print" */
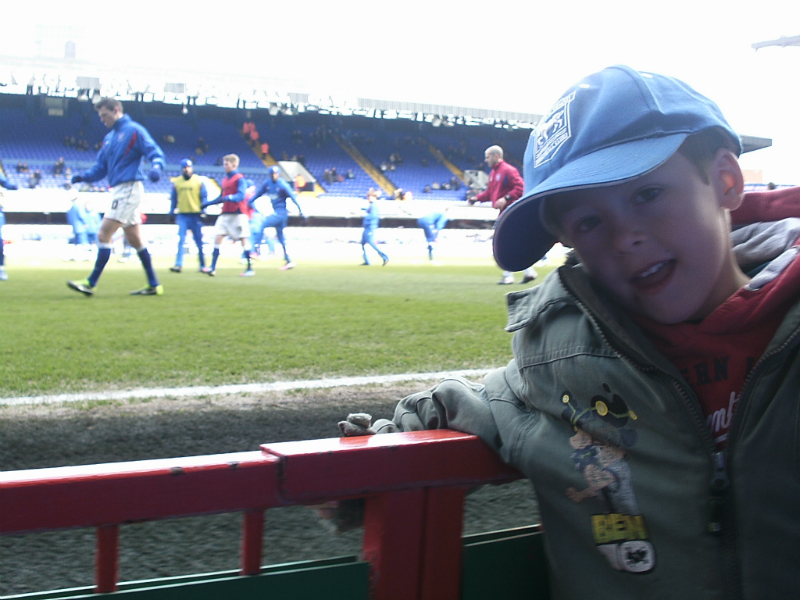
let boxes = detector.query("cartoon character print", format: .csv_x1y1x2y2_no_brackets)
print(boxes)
561,384,655,574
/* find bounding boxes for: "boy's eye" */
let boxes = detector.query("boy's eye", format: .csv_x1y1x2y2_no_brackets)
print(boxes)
572,215,601,234
633,187,662,204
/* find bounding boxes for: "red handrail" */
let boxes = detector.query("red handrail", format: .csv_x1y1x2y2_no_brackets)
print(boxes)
0,430,523,599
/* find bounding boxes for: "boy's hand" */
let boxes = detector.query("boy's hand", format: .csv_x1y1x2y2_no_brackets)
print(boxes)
315,413,376,533
338,412,375,436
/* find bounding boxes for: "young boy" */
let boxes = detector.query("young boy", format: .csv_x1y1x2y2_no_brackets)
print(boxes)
201,154,254,277
338,66,800,598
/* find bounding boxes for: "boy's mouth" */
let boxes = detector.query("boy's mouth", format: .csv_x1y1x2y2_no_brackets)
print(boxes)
630,260,674,292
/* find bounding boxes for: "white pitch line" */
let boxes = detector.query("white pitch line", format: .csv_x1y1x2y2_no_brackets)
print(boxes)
0,369,494,407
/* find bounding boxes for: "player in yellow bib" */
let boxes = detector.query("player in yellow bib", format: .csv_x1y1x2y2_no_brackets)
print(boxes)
169,159,207,273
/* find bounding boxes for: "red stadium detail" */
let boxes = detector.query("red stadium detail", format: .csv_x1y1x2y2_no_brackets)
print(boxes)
0,431,523,599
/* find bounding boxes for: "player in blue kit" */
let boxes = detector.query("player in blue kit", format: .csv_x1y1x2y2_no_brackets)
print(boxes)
247,166,306,271
66,98,165,297
360,191,388,266
0,171,18,281
417,208,450,261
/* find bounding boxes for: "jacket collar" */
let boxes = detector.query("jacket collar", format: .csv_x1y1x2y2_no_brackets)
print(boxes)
112,114,131,131
506,266,678,372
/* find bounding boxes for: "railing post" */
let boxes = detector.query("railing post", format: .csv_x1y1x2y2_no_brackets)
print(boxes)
362,489,426,600
241,509,265,575
96,525,119,593
419,486,466,600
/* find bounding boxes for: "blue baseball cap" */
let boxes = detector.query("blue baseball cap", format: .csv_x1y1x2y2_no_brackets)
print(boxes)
493,65,742,272
180,159,193,168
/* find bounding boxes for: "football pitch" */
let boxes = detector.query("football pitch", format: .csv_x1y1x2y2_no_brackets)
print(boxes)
0,253,552,399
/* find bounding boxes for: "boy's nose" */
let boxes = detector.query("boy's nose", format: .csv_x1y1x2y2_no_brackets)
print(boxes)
611,217,647,253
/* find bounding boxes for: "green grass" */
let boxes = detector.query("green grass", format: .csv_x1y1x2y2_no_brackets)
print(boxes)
0,257,552,397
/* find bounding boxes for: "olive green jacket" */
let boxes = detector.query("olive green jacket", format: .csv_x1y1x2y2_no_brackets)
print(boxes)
376,262,800,600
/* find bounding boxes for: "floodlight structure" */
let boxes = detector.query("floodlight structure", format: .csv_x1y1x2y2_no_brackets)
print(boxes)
752,35,800,50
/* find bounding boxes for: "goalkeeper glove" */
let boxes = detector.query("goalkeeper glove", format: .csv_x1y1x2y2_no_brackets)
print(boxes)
148,165,162,182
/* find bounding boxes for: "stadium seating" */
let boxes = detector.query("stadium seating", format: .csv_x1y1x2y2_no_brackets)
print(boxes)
0,96,531,202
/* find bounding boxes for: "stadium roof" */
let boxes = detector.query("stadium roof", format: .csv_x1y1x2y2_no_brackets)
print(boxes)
0,54,774,148
0,55,542,129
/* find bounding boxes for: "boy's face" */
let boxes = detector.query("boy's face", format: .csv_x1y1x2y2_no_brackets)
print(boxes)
223,159,236,173
553,150,747,324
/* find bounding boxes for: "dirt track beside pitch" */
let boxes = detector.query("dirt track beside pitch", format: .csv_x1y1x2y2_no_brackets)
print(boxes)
0,383,539,596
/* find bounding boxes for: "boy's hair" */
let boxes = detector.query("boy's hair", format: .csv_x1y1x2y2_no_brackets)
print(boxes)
223,154,240,167
677,127,740,185
492,65,741,273
94,97,123,113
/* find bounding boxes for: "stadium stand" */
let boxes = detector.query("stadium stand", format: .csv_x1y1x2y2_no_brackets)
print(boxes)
0,94,531,203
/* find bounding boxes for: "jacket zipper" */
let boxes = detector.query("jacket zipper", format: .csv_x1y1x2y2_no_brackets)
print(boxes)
570,294,742,599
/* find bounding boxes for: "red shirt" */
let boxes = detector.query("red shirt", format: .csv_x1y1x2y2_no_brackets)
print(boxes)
474,160,524,213
221,172,247,214
634,186,800,448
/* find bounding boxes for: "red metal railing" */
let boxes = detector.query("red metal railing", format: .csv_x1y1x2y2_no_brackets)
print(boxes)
0,430,523,600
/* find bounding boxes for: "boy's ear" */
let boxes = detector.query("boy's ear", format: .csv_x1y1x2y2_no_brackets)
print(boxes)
711,149,745,211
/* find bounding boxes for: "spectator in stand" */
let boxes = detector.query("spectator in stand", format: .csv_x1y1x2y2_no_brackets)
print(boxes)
27,170,42,189
169,158,208,273
0,171,19,281
360,190,389,267
260,142,269,159
195,137,209,156
67,97,165,297
470,145,537,285
54,157,65,175
247,165,306,271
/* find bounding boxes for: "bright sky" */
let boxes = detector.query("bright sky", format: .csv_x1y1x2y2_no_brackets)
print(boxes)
1,0,799,183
